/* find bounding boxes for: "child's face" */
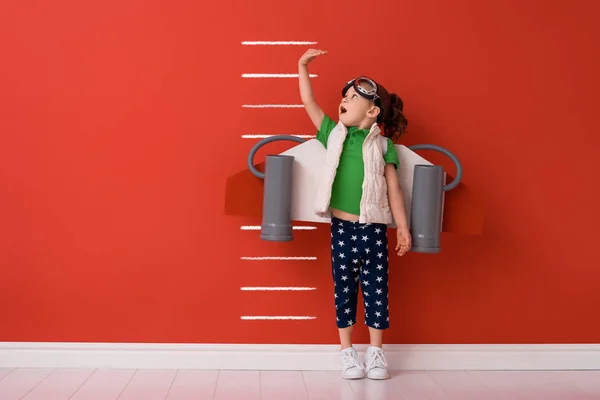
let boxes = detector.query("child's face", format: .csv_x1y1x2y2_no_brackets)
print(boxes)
339,86,379,128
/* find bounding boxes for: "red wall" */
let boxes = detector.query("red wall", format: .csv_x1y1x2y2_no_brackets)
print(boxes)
1,0,599,344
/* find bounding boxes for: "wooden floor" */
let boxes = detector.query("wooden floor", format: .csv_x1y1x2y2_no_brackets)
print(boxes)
0,368,599,399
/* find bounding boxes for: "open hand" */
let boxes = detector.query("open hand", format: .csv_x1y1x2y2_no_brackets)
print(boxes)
299,49,327,65
395,227,412,256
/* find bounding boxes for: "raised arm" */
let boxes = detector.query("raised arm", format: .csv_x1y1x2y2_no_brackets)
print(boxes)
298,49,327,130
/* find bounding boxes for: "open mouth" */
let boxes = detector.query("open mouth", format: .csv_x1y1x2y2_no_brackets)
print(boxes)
340,106,347,114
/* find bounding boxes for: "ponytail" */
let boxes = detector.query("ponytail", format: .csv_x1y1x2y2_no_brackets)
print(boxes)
381,93,408,142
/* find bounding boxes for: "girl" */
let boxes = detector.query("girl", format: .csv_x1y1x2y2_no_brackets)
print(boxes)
298,49,412,380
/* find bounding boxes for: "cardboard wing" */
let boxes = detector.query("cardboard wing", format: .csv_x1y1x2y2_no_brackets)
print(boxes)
279,139,442,228
224,140,483,234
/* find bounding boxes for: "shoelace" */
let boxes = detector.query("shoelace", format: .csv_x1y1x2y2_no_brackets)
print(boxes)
366,349,388,370
341,350,362,371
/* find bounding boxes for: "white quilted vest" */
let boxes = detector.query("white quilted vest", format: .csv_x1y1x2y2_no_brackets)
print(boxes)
314,121,393,224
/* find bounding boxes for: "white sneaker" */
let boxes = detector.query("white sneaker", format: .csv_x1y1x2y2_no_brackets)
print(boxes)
364,346,390,380
340,347,365,379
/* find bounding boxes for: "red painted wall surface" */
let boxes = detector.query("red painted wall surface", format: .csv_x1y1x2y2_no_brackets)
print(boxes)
1,0,599,344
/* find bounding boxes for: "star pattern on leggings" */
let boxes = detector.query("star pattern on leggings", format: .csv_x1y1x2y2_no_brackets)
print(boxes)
331,222,389,329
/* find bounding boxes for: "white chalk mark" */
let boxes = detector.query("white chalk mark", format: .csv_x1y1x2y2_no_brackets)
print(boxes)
240,257,317,261
240,225,316,231
242,104,304,108
241,286,316,291
241,316,317,320
241,134,315,139
241,41,317,46
242,73,317,78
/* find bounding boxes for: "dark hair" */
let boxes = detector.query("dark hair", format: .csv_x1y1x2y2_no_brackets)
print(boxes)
375,84,408,142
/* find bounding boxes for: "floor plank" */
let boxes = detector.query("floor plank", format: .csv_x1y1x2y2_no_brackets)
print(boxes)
0,368,54,400
0,369,15,382
213,370,260,400
554,370,600,396
260,371,309,400
506,371,594,400
426,371,498,400
348,373,409,400
69,369,135,400
117,369,177,400
469,371,539,400
302,370,356,400
390,371,450,400
21,368,94,400
166,370,219,400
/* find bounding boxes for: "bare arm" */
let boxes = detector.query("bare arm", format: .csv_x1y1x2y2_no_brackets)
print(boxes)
298,49,327,130
385,164,408,228
385,164,412,255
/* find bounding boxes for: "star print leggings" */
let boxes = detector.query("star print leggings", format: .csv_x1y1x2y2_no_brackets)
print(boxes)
330,216,389,330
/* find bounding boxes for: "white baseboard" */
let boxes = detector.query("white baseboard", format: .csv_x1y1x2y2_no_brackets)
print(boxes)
1,342,599,370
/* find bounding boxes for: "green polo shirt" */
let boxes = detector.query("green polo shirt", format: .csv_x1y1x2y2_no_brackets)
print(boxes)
316,115,399,216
